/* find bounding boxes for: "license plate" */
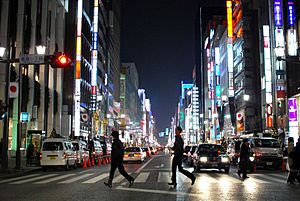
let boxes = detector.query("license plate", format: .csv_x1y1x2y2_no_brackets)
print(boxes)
266,162,273,166
211,163,218,167
50,156,56,160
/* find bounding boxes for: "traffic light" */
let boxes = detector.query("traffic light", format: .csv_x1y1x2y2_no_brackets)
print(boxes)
45,52,73,68
0,100,7,120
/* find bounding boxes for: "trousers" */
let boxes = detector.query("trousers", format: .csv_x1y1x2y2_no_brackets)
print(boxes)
108,160,133,184
171,156,194,183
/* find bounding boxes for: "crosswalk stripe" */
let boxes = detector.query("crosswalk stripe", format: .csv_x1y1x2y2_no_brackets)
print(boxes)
0,174,41,184
34,174,76,184
197,173,219,183
245,177,269,184
135,172,150,183
158,172,170,182
82,173,109,183
10,174,58,184
255,174,285,184
59,173,94,184
269,173,287,180
113,174,126,183
217,175,242,184
178,173,189,183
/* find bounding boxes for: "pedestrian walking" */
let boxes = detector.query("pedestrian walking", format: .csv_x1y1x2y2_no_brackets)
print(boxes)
168,126,196,187
287,137,300,184
104,130,134,188
237,138,250,179
26,141,34,166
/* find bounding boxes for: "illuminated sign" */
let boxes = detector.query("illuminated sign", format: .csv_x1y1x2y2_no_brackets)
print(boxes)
75,0,83,136
20,112,29,122
287,29,297,56
287,0,295,27
288,98,298,127
274,0,283,27
226,1,233,38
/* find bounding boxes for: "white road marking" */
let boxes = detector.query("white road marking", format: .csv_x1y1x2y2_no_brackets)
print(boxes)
113,174,127,183
115,186,201,197
135,172,150,183
10,174,58,184
245,177,269,184
255,174,285,184
158,172,170,182
82,173,109,183
0,174,41,184
59,173,94,184
178,173,189,183
34,174,76,184
135,157,155,174
269,173,287,180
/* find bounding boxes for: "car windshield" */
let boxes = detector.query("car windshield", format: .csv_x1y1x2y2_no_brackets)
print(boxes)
72,143,79,150
254,139,280,148
197,144,226,156
43,142,63,151
125,147,140,152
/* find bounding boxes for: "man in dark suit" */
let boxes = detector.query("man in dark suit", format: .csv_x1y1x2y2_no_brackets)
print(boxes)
168,126,196,187
238,138,250,179
104,131,134,188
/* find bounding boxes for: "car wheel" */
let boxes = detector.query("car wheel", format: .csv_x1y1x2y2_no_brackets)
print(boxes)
224,167,230,174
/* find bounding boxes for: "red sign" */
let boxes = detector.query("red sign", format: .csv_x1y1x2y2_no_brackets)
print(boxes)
267,115,273,127
277,90,285,98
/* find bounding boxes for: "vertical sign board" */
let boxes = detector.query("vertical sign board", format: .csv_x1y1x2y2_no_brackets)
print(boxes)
287,0,297,56
288,98,298,145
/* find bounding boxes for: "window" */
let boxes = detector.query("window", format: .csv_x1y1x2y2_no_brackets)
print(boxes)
42,142,63,151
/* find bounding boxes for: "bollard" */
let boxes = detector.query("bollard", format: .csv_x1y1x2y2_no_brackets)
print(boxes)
98,156,102,166
83,156,87,168
87,156,91,167
92,156,95,166
282,158,286,172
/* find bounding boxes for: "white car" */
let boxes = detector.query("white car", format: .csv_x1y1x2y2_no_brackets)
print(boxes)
72,140,89,166
123,147,146,163
40,138,77,170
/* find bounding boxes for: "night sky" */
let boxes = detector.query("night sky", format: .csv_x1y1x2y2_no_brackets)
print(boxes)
121,0,225,132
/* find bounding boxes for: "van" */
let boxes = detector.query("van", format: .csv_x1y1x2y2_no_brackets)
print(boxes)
72,140,89,166
247,137,283,170
40,138,77,170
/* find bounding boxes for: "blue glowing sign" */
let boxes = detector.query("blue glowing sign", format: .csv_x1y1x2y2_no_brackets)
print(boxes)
274,0,283,27
288,0,295,27
21,112,29,122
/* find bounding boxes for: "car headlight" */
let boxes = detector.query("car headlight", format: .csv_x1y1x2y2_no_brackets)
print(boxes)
250,157,255,162
200,157,208,162
221,157,229,163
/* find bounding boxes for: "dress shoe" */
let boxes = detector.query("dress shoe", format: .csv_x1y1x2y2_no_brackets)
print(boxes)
104,182,112,188
242,176,249,179
129,178,134,187
237,172,241,177
191,176,196,185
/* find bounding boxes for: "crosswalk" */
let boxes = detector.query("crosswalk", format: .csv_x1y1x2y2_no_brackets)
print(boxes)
0,171,288,186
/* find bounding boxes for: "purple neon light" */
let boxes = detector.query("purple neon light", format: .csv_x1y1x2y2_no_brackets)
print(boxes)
274,0,283,27
288,98,298,123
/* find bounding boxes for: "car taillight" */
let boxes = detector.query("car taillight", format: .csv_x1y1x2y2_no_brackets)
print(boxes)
134,153,141,157
124,154,128,158
40,153,42,160
254,152,262,157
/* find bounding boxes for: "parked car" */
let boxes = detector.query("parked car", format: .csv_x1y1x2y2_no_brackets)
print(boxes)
72,140,89,166
88,139,103,160
142,147,151,157
40,138,77,171
124,147,146,163
193,144,230,173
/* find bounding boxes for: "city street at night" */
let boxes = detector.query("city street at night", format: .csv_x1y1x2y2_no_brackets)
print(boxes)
1,152,300,201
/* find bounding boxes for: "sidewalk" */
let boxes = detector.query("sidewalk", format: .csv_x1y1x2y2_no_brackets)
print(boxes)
0,157,41,180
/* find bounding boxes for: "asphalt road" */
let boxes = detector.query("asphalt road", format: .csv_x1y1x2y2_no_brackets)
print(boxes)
0,152,300,201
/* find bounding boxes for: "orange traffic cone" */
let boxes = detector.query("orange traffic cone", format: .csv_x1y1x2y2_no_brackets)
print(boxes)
87,156,91,167
103,156,106,165
92,156,95,166
83,157,87,168
107,156,111,164
98,156,101,166
282,159,286,172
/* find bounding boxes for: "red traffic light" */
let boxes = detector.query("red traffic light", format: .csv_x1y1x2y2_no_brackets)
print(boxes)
58,55,68,65
46,52,73,68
